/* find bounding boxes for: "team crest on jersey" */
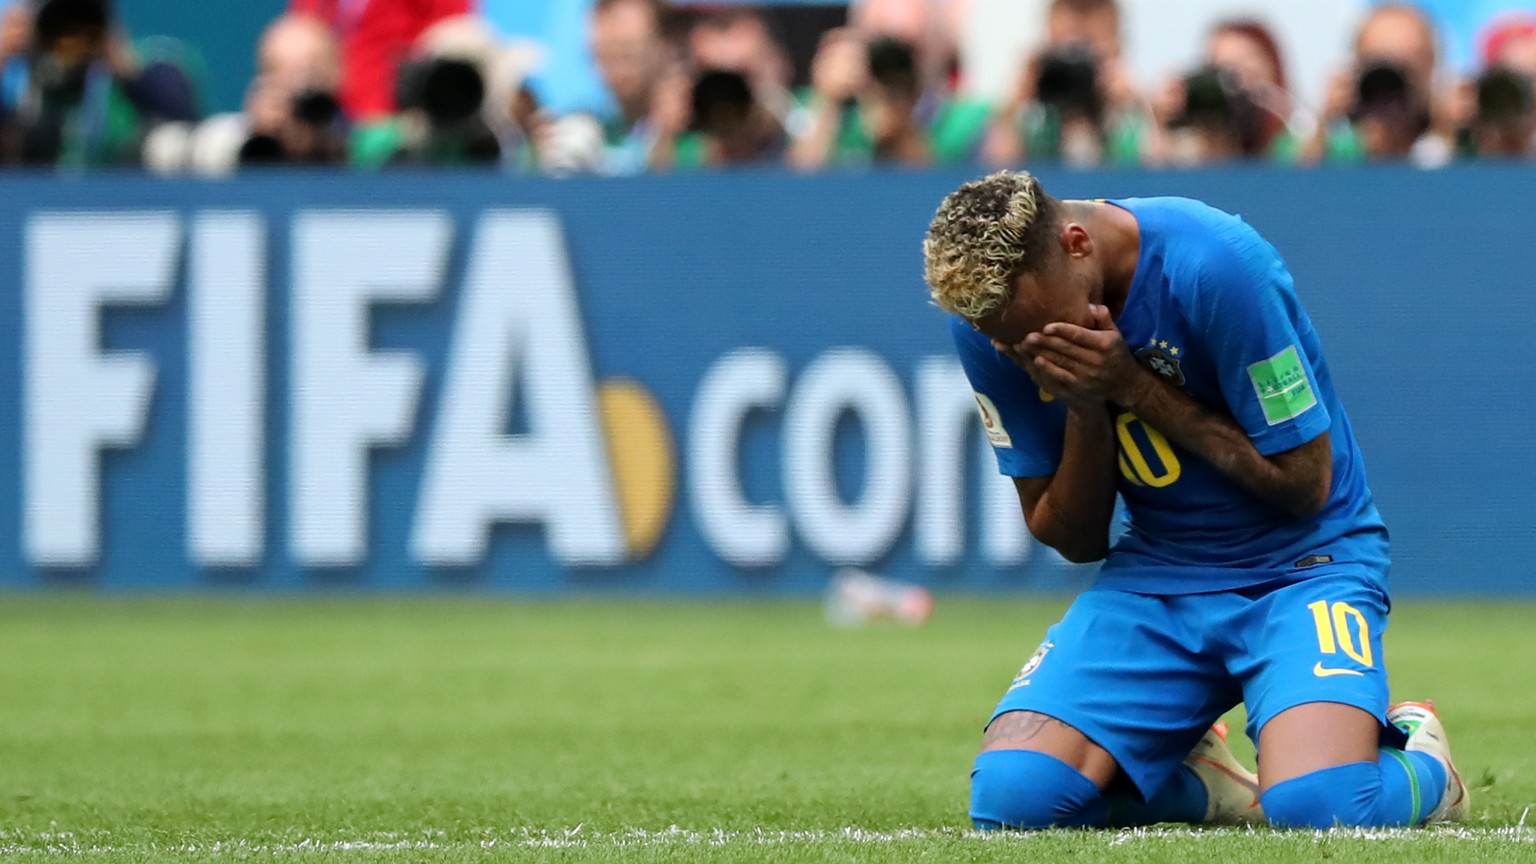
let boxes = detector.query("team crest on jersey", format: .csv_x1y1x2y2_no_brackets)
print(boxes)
1136,337,1185,385
1007,642,1054,691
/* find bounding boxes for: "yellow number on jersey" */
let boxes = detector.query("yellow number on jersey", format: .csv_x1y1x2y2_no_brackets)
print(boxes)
1116,413,1181,488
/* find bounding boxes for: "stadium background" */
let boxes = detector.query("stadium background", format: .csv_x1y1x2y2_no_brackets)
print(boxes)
5,167,1534,595
1,0,1534,595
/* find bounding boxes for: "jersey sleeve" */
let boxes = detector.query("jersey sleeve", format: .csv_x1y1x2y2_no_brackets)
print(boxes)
949,317,1063,477
1190,234,1332,457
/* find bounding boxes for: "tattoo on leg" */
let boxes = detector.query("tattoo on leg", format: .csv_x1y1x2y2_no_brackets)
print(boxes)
983,711,1071,747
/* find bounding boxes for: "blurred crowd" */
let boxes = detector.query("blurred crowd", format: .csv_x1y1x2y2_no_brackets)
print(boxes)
2,0,1535,173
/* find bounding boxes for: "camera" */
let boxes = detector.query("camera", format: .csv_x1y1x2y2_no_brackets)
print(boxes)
1176,67,1259,141
1476,68,1534,124
1353,61,1412,118
391,55,499,165
866,37,918,100
292,90,342,127
691,69,753,137
395,57,487,127
1035,44,1101,118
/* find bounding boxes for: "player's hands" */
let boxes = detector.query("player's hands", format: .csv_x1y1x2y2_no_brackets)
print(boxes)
992,337,1084,406
1022,304,1142,406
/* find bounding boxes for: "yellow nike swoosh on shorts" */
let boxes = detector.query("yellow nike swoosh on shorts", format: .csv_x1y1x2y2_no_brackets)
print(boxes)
1313,662,1365,678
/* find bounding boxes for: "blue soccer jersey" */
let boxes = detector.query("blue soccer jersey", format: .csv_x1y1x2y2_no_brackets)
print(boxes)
954,197,1389,594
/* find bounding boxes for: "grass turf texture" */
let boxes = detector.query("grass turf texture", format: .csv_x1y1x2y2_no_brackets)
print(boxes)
0,598,1531,862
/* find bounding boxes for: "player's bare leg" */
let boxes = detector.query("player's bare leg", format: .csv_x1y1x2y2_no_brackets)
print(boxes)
1257,701,1461,827
979,710,1120,787
1258,702,1380,789
969,710,1121,829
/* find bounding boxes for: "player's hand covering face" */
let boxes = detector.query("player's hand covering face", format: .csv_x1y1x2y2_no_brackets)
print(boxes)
1003,304,1140,408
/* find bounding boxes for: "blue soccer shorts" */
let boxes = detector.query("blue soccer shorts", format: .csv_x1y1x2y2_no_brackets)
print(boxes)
988,568,1393,799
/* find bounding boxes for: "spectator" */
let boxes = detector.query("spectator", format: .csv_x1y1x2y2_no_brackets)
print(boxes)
980,0,1149,168
241,14,347,167
1303,3,1450,164
1206,20,1297,156
851,0,997,165
299,0,468,124
682,67,786,168
585,0,680,174
0,0,200,168
1464,15,1536,159
686,7,793,126
353,15,522,168
788,31,931,169
145,13,344,174
1153,19,1299,165
1481,12,1536,77
1466,64,1535,158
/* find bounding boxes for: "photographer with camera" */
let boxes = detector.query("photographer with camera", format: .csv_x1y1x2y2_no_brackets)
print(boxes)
1465,64,1536,158
580,0,689,175
1155,66,1262,166
1456,14,1536,159
675,66,782,168
140,12,347,174
351,15,509,167
237,14,346,168
1303,3,1451,164
0,0,198,168
1150,20,1300,166
788,29,930,170
980,0,1148,168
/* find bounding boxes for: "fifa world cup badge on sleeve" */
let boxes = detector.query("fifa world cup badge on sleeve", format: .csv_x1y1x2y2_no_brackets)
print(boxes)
1247,345,1318,425
974,393,1013,448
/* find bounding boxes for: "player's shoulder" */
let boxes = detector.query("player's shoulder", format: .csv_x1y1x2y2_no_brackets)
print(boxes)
1105,195,1234,229
948,314,989,353
1116,197,1253,255
1119,197,1278,293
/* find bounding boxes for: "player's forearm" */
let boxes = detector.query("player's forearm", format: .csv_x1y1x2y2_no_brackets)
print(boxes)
1116,367,1327,518
1029,406,1118,562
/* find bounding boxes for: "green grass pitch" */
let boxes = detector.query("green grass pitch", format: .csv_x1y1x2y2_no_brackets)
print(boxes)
0,596,1531,862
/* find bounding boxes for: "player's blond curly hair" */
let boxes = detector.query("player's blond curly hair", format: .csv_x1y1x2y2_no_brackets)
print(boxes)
923,170,1058,321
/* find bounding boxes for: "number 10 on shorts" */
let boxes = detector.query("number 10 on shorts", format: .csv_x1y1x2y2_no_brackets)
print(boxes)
1307,600,1374,666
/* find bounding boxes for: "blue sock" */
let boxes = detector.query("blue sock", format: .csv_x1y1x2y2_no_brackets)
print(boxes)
970,749,1109,830
1377,748,1447,826
1261,751,1446,828
1105,764,1209,826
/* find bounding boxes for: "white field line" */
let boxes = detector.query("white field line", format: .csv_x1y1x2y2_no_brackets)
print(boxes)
0,825,1532,854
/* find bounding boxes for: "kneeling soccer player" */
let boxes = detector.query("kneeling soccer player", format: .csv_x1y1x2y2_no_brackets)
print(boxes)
923,171,1468,830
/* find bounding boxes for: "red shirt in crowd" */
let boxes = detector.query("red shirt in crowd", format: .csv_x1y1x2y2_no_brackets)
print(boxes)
289,0,472,121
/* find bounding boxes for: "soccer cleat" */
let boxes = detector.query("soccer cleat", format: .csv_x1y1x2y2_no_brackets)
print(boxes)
1183,722,1264,826
1388,701,1470,823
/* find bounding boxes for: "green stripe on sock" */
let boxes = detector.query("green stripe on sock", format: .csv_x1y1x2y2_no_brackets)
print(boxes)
1384,748,1422,824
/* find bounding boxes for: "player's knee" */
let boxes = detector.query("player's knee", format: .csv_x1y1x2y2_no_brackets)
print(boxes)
1261,762,1381,829
969,749,1107,830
